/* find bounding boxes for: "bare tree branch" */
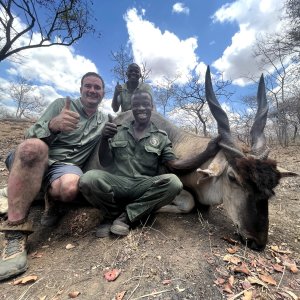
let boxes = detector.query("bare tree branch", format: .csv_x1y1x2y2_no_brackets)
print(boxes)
253,31,300,146
110,44,133,83
7,76,48,118
0,0,97,62
173,73,233,136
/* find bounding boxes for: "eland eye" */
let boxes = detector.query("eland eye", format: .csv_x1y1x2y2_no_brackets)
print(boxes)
228,171,237,183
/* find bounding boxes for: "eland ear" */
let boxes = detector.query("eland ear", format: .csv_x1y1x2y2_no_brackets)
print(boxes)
197,151,228,179
276,166,299,178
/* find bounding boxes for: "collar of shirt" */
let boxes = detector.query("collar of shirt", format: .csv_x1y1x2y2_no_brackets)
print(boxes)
76,98,104,123
123,81,144,91
119,121,159,140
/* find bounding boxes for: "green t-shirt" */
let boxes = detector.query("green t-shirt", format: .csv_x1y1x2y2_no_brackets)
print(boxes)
26,98,107,168
109,121,176,177
118,82,153,112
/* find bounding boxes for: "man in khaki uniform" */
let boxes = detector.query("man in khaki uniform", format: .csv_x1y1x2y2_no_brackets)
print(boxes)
79,90,219,237
0,72,107,281
112,63,153,112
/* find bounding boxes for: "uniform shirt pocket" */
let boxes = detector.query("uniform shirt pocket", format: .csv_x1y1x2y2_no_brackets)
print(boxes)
145,145,161,156
111,140,129,159
143,145,161,173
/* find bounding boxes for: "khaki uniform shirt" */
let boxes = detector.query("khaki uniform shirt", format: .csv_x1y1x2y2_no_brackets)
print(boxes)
118,82,153,112
109,121,176,177
26,98,107,168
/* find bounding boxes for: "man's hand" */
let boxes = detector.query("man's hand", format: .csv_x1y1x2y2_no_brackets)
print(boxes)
49,97,80,133
102,114,117,140
114,82,122,96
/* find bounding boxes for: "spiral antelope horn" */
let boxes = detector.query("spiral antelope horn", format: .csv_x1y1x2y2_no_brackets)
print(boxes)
205,66,245,160
250,74,269,158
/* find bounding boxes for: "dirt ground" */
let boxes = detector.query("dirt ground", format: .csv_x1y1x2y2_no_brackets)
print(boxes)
0,119,299,300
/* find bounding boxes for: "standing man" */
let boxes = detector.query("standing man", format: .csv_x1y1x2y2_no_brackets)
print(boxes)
112,63,153,112
79,91,219,238
0,72,107,281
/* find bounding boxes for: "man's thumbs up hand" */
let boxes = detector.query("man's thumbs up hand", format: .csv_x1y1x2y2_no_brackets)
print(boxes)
65,96,71,110
48,97,80,133
102,113,117,140
114,81,122,96
108,114,114,123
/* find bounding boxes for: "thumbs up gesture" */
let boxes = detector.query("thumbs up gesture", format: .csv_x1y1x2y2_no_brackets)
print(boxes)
64,97,72,110
114,81,122,96
102,113,117,140
49,97,80,133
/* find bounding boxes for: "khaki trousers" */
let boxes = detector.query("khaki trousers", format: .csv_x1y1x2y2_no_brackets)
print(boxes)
79,170,183,222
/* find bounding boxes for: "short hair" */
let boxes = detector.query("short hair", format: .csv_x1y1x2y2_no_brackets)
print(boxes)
81,72,105,89
127,63,141,72
131,90,153,104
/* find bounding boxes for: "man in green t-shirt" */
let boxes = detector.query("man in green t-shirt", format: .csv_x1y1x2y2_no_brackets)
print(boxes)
80,90,219,238
112,63,153,112
0,72,107,281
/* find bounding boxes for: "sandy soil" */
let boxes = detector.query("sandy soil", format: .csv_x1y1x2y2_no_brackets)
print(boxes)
0,119,299,300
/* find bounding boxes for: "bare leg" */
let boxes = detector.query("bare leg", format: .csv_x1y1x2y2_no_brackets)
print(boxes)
7,139,48,223
0,139,48,281
48,174,80,202
41,174,81,227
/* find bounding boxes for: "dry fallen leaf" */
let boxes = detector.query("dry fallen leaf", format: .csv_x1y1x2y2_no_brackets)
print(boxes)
241,279,252,290
250,259,257,268
282,259,299,273
104,269,121,282
289,264,299,274
223,275,235,294
270,245,292,254
270,245,279,251
223,283,233,294
68,291,81,298
242,290,253,300
227,246,239,254
233,262,250,275
223,254,241,265
115,291,126,300
13,275,38,285
256,257,268,267
228,275,234,287
214,277,226,285
222,236,238,245
259,274,277,286
247,276,268,288
66,243,75,250
272,263,284,273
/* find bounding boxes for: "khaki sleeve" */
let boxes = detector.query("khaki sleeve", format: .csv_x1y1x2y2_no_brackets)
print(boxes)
160,136,177,163
25,98,65,139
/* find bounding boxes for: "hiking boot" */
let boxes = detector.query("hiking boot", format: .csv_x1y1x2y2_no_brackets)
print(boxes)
41,202,66,227
0,187,8,215
41,205,60,227
95,222,112,238
0,231,28,281
110,212,130,236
